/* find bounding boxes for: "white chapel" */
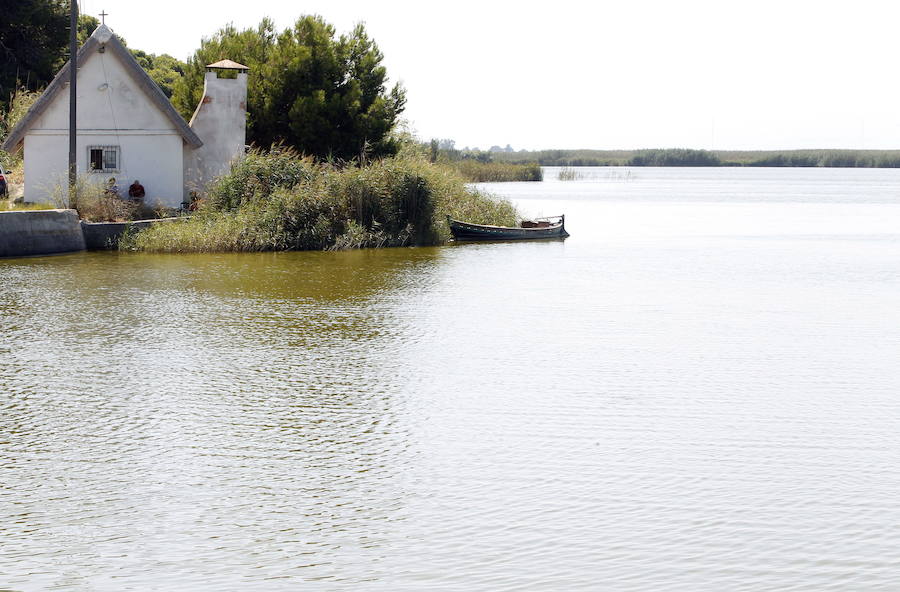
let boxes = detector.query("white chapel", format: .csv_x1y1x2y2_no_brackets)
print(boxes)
1,24,248,208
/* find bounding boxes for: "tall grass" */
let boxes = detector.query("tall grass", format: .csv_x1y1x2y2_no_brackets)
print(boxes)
121,148,519,253
557,167,583,181
0,201,55,212
450,160,543,182
40,173,173,221
1,89,40,186
628,149,720,167
1,89,40,147
489,148,900,168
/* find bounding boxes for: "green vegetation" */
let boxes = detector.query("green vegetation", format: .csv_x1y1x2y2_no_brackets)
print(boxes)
0,0,69,112
490,148,900,168
716,150,900,168
0,200,55,212
2,8,185,162
1,8,184,109
629,149,720,167
0,89,38,189
76,13,99,43
38,173,176,221
491,148,723,166
450,160,542,182
131,52,187,99
490,149,636,167
171,17,406,161
1,89,40,155
426,139,542,182
77,14,187,98
557,167,583,181
120,146,518,253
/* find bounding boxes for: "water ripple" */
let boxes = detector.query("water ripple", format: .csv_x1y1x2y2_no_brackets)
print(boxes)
3,171,900,589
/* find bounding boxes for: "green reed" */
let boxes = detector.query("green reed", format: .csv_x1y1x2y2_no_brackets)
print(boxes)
121,148,519,253
557,167,583,181
449,160,543,182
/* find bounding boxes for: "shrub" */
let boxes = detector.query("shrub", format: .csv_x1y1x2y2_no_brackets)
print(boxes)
204,147,316,211
122,148,519,252
42,173,166,222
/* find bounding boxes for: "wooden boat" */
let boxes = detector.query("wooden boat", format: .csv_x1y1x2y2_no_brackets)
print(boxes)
447,215,569,241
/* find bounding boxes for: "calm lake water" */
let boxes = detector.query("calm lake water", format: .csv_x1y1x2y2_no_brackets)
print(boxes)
3,166,900,590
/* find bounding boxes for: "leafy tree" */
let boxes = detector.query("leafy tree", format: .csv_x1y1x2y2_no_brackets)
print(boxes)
144,54,186,98
130,49,186,98
172,16,406,162
0,0,69,111
172,19,277,122
78,15,188,99
0,88,41,145
77,14,98,43
77,14,187,98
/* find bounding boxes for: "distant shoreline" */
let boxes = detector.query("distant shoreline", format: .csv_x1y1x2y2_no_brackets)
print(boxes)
489,148,900,168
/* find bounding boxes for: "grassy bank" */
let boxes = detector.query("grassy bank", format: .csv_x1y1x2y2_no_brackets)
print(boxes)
490,148,900,168
120,148,518,253
0,200,54,212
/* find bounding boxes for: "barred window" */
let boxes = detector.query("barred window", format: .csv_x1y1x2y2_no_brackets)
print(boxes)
87,145,120,172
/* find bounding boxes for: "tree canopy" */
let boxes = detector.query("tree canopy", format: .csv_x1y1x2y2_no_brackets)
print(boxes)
0,0,69,111
2,8,406,162
172,16,407,162
78,14,186,98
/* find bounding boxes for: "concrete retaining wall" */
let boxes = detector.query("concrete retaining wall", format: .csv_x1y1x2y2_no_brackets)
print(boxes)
0,209,86,258
0,210,182,257
81,217,182,250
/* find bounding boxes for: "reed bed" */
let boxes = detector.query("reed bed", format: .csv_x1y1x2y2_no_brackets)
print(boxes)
557,167,583,181
490,148,900,168
121,148,518,253
450,160,543,182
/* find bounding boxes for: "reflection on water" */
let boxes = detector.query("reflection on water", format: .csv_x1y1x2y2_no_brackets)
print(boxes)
3,167,900,590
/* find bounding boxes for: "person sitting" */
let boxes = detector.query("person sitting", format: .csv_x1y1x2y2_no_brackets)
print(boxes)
104,178,119,198
128,179,146,200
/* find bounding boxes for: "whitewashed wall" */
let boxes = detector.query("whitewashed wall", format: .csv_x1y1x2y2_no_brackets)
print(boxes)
24,133,183,207
184,71,248,200
23,46,186,207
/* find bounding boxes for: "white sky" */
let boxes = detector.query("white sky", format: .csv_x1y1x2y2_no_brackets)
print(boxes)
78,0,900,151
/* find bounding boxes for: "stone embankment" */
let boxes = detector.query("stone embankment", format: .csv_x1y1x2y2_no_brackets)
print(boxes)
81,218,180,250
0,209,86,257
0,209,176,258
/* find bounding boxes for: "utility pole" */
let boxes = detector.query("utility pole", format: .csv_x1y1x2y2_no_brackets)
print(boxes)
68,0,78,206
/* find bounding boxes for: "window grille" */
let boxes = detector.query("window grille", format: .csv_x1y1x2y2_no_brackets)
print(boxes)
87,145,120,172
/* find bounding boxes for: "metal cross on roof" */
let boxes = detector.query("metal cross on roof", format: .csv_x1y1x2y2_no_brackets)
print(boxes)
99,10,108,25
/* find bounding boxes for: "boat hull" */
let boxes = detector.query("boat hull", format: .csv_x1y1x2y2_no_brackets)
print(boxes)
448,216,569,242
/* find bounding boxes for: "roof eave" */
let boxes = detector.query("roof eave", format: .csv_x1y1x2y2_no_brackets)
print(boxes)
104,36,203,149
2,31,203,151
0,36,101,152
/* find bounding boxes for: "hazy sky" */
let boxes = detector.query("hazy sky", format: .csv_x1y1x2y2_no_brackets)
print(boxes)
77,0,900,151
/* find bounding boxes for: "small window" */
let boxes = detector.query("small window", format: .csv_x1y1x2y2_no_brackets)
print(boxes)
87,145,120,172
90,149,103,171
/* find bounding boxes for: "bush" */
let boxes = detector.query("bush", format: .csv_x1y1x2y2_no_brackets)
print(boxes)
204,147,317,211
42,173,168,222
121,148,519,252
